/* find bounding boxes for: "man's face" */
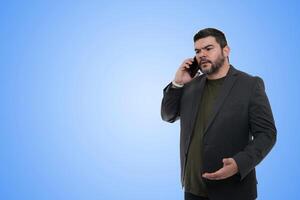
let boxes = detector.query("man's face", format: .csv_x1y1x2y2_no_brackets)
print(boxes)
194,36,229,75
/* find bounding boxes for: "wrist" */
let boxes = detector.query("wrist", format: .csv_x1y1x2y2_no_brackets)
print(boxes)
172,80,184,88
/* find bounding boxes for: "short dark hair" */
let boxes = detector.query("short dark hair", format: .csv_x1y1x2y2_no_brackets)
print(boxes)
193,28,228,48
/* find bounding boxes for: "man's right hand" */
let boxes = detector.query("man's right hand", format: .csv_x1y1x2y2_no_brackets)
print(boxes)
173,58,198,85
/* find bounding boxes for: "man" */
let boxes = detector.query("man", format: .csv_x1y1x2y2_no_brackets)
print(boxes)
160,28,276,200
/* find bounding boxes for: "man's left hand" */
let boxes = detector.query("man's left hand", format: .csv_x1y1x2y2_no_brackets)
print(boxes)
202,158,239,180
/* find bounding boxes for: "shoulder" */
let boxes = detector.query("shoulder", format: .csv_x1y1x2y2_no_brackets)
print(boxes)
233,67,264,86
230,66,267,95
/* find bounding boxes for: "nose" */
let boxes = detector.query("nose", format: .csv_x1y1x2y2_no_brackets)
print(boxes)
198,50,207,60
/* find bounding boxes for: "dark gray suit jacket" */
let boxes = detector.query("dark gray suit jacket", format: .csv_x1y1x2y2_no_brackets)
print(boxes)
161,66,276,200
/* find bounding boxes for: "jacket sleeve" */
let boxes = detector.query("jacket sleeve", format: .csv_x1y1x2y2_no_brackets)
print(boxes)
161,82,184,123
233,76,277,180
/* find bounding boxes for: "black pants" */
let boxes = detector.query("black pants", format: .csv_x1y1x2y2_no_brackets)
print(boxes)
184,192,209,200
184,192,257,200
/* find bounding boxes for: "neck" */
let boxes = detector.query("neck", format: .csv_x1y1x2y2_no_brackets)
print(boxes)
207,62,230,80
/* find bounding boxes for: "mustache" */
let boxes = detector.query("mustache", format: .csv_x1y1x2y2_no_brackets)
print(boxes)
200,59,212,64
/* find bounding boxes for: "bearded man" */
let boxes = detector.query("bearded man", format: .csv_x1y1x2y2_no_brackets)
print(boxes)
161,28,276,200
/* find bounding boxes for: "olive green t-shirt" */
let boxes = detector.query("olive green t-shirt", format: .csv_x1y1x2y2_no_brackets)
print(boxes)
184,76,226,197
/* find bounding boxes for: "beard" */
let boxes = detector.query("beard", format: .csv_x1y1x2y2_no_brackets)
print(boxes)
199,53,226,75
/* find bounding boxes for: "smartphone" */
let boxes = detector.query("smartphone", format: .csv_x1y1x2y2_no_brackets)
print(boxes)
187,57,200,78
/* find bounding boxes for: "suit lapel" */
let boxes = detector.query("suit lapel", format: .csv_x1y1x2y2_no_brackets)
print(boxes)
203,65,238,136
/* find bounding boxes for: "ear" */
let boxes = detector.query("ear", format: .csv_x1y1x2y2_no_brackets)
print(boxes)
223,45,230,57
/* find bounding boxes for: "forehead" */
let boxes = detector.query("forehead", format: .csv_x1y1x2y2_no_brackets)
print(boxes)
194,36,218,49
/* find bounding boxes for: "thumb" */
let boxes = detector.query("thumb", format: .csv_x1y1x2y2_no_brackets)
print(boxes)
222,158,232,166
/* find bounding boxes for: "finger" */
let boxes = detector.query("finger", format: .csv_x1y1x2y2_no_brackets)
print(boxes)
179,63,188,70
184,58,194,64
203,173,223,180
203,173,226,180
202,171,222,179
202,167,228,180
181,64,190,70
186,60,193,65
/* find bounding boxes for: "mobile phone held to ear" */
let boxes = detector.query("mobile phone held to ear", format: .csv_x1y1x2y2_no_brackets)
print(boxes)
187,57,199,78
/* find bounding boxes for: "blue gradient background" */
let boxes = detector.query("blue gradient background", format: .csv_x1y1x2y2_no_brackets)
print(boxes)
1,0,299,199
